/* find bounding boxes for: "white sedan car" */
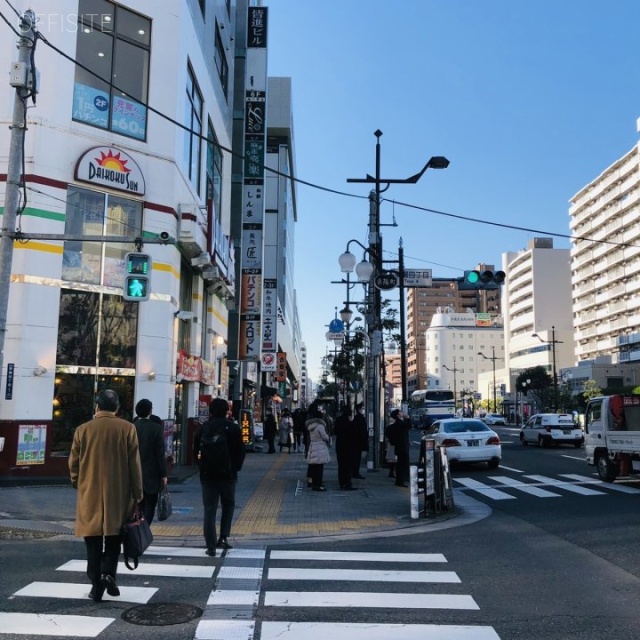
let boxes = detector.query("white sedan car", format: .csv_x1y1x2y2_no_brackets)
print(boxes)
483,413,506,426
424,418,502,468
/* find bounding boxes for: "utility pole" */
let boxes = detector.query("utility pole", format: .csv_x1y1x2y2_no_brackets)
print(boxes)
0,10,36,394
398,237,408,409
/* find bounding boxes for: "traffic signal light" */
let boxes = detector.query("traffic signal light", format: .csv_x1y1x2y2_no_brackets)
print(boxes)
464,269,506,287
123,252,151,301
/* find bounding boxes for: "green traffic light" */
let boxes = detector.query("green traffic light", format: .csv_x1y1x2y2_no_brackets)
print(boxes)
125,277,149,299
466,270,480,284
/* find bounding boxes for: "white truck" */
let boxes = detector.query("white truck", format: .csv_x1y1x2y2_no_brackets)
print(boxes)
584,394,640,482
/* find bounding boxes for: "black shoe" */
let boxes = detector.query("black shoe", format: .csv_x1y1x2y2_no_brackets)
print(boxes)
395,482,409,487
205,548,216,557
312,486,327,491
89,582,105,602
217,537,233,549
342,486,357,491
100,573,120,597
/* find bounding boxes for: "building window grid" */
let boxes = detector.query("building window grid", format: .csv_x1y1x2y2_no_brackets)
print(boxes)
185,65,203,194
214,23,229,97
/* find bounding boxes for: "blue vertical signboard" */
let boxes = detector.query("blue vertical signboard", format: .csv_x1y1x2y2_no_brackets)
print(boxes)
5,363,14,399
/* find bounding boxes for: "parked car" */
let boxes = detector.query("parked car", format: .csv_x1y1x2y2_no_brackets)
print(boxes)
519,413,584,448
424,418,502,468
482,413,506,426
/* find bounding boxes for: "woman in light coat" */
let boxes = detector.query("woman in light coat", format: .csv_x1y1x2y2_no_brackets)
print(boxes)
305,402,331,491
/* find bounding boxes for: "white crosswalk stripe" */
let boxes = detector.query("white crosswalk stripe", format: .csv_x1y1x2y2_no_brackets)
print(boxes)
0,612,113,637
199,548,501,639
454,471,640,500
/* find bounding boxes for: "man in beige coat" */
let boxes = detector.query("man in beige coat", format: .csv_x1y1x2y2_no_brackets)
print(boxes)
69,389,143,602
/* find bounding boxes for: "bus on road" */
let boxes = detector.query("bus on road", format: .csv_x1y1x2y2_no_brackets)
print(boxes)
408,389,455,428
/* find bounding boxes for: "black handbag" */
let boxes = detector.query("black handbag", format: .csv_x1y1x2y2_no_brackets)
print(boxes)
157,485,172,521
121,505,153,570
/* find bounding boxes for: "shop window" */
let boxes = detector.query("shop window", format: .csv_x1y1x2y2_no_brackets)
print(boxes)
53,290,138,454
72,0,151,140
183,64,203,193
62,186,142,286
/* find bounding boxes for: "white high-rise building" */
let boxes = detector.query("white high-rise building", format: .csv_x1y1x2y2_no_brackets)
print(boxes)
569,120,640,364
503,238,575,386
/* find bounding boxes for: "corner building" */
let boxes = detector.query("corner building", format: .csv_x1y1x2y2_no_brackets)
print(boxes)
0,1,238,478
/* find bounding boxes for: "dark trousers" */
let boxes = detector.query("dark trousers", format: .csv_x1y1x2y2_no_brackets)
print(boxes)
140,490,159,526
352,450,364,477
395,450,410,485
201,478,236,549
308,463,324,488
337,448,352,488
293,431,303,451
266,434,276,453
84,535,121,587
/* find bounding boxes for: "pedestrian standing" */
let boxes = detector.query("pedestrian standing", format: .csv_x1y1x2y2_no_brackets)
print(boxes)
69,389,143,602
194,397,246,557
387,408,411,487
134,399,167,525
334,404,357,490
292,407,306,453
351,402,368,479
278,409,293,453
306,402,331,491
263,408,277,453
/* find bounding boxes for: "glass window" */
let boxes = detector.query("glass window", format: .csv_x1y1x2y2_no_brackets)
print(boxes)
206,120,223,224
214,23,229,97
73,0,150,140
184,65,203,193
62,186,142,287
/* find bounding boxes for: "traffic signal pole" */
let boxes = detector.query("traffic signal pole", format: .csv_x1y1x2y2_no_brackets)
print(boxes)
0,11,36,394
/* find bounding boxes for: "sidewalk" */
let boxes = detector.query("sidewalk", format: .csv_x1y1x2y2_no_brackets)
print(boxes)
0,447,490,545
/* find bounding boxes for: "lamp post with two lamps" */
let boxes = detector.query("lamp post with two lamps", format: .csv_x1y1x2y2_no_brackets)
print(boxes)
443,359,462,415
532,326,563,412
477,346,501,413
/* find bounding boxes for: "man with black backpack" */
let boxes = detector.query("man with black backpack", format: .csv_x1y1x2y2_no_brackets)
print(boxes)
193,397,246,557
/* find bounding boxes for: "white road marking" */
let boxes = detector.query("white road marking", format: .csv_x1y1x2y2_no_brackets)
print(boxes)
488,476,561,497
267,568,460,583
264,591,477,609
206,589,260,606
494,464,524,473
560,474,640,494
560,454,586,461
453,478,517,500
13,581,156,604
260,622,500,639
57,559,214,578
0,612,113,637
217,566,264,580
269,550,447,563
195,619,255,639
524,475,606,495
144,545,213,557
226,548,267,559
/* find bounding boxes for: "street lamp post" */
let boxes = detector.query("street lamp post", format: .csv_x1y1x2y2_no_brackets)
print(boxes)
520,377,531,422
477,346,500,413
532,325,563,412
443,359,462,414
346,130,449,468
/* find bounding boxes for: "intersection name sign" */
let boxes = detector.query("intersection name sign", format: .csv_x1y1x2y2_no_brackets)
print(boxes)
403,269,432,287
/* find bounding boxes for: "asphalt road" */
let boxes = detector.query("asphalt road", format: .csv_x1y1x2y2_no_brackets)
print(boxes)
2,426,640,639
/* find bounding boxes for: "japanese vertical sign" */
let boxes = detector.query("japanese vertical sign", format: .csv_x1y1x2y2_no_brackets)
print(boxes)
239,6,268,360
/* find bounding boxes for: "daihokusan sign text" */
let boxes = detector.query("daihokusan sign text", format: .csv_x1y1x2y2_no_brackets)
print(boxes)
75,146,146,195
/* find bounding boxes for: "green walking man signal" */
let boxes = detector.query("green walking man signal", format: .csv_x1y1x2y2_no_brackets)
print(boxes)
123,252,152,301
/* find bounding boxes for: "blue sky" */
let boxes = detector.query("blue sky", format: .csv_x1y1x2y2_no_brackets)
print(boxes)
266,0,640,382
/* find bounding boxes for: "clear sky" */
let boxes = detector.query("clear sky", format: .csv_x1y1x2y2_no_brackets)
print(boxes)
265,0,640,384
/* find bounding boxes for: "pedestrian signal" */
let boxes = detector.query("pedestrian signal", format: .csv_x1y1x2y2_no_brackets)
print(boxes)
123,252,151,301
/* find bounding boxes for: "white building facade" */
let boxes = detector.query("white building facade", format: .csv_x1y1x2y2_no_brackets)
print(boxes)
0,0,238,477
503,238,575,388
569,120,640,365
425,307,504,406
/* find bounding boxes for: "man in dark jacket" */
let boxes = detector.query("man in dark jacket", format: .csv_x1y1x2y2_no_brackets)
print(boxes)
351,402,369,479
387,408,411,487
193,397,246,557
134,399,167,525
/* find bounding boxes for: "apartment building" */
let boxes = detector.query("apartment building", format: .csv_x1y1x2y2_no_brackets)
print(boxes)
570,120,640,365
502,238,575,389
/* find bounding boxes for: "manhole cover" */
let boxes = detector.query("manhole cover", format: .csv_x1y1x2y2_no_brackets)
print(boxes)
122,602,203,626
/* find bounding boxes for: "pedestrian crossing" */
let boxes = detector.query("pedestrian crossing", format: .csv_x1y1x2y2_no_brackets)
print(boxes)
454,472,640,500
1,546,502,639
